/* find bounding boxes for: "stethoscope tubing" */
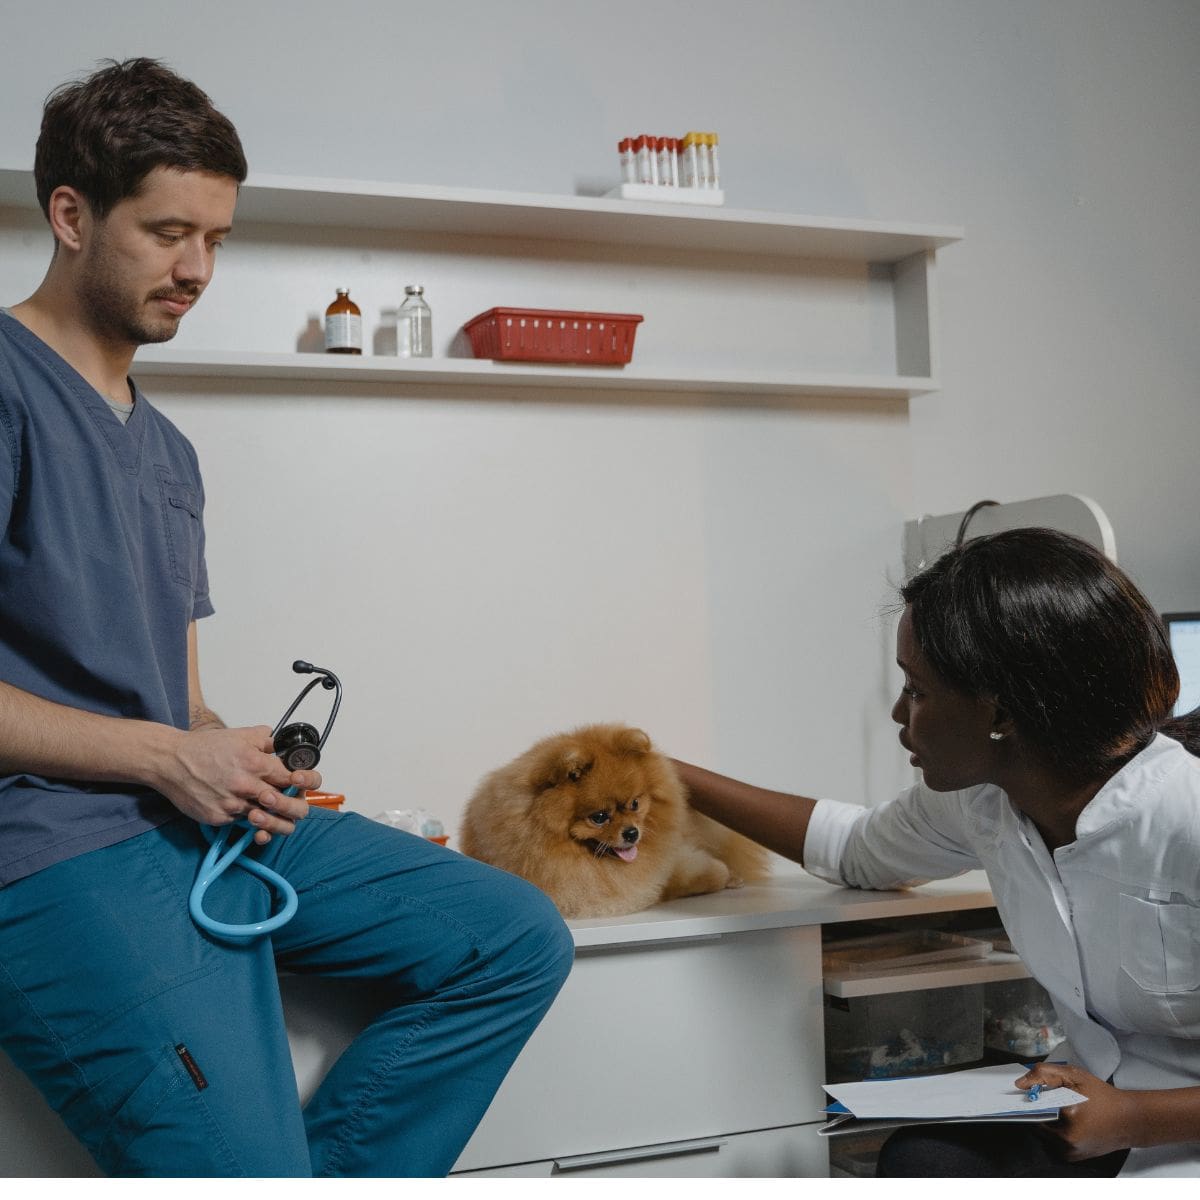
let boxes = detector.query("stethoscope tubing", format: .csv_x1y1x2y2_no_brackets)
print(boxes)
189,785,301,939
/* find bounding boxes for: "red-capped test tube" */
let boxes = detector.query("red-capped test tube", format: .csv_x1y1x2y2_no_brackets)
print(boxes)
618,138,636,184
656,137,672,186
634,135,654,184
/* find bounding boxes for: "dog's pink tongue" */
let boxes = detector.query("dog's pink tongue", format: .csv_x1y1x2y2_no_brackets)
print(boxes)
615,844,638,862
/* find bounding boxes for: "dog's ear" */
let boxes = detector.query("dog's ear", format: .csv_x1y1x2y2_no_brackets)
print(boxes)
528,741,593,793
563,754,593,782
612,727,652,756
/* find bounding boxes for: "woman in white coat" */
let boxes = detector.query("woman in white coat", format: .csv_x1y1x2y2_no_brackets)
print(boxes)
676,527,1200,1177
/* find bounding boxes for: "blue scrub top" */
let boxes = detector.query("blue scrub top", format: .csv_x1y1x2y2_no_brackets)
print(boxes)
0,310,213,885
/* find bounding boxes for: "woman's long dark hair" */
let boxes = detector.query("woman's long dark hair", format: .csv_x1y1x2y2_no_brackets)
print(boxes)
900,527,1200,776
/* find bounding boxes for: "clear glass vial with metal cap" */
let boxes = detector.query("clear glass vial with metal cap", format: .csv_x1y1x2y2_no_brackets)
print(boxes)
397,285,432,358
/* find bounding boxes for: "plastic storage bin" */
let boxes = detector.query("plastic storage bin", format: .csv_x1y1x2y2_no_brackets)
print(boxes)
957,923,1015,954
464,308,644,364
824,984,985,1081
823,929,993,974
984,976,1064,1059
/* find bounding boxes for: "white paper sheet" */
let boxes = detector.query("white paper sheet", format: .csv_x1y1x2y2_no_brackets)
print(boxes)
824,1063,1087,1120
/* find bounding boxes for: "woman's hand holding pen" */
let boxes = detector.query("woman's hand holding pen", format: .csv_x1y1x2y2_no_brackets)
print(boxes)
1020,1063,1200,1161
1016,1063,1137,1162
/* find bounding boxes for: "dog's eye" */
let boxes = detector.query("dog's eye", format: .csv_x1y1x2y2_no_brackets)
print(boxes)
588,811,609,826
629,798,640,811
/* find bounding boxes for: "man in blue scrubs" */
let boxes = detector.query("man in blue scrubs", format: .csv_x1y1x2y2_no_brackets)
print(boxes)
0,58,573,1177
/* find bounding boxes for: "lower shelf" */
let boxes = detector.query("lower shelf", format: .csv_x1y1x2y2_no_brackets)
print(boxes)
132,348,936,400
824,951,1031,998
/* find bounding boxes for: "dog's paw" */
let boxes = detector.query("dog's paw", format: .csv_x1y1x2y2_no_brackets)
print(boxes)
724,874,746,889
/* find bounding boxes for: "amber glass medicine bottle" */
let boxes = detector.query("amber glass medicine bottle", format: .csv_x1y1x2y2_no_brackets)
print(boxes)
325,287,363,354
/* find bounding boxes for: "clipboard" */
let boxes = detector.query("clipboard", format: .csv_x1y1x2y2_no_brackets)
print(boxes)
820,1063,1085,1137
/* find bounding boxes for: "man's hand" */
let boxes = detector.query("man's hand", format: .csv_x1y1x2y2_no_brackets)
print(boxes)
154,724,320,844
1017,1062,1136,1162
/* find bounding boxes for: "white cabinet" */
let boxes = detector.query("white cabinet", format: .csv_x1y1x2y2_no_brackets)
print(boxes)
444,874,999,1178
0,168,960,402
452,926,826,1174
274,919,833,1180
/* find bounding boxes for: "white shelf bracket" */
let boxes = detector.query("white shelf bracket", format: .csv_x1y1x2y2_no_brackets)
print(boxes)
892,249,939,382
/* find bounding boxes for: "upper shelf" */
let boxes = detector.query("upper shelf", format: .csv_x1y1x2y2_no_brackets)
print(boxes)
0,166,963,263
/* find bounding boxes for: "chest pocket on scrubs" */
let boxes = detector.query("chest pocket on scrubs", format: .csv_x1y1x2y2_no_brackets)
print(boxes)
1119,893,1200,993
155,466,201,589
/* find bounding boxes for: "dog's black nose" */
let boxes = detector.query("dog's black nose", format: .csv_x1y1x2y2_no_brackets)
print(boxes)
622,827,639,843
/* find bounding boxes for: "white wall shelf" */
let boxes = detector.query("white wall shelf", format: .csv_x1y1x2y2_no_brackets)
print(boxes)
130,348,937,400
0,168,961,261
0,166,962,401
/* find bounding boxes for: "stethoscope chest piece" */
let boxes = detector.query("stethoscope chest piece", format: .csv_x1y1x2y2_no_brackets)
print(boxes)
273,721,322,771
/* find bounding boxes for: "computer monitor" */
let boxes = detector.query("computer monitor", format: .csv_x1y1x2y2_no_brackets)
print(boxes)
1163,612,1200,716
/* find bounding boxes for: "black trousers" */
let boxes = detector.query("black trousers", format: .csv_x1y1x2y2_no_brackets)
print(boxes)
876,1122,1129,1177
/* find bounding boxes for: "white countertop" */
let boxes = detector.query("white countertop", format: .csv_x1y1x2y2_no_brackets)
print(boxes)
566,870,995,950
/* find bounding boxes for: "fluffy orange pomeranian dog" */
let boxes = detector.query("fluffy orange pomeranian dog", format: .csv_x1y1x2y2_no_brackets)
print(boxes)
458,724,769,918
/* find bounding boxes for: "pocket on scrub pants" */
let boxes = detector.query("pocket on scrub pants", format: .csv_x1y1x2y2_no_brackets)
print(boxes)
93,1043,235,1177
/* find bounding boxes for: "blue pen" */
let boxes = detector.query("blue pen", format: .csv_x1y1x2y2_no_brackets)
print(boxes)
1027,1083,1043,1104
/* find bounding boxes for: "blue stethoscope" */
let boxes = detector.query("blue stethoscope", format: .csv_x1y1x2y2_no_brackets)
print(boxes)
189,660,342,941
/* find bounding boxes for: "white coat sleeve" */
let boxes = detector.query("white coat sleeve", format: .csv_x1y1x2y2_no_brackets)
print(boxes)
802,783,985,890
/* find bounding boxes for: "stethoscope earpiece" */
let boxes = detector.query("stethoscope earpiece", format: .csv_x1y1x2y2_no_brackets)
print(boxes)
274,661,342,757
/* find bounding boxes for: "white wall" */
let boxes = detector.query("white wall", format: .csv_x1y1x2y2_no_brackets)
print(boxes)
1,1,1198,847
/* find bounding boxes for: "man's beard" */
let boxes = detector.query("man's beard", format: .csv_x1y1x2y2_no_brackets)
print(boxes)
78,239,196,347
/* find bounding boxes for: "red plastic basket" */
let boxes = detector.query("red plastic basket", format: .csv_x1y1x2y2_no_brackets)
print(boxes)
464,308,644,365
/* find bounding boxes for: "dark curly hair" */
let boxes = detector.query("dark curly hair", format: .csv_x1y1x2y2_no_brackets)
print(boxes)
34,57,247,220
900,527,1199,776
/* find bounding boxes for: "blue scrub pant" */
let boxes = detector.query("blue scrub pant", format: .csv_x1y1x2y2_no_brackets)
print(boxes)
0,810,574,1176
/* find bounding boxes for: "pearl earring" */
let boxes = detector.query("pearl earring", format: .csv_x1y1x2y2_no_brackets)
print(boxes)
989,731,1005,741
